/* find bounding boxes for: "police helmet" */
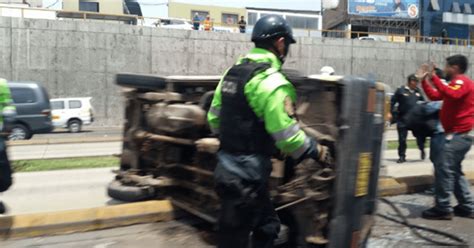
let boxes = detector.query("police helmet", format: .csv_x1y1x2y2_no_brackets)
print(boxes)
251,15,296,44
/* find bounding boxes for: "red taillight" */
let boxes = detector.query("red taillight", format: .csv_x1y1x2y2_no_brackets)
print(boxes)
42,109,51,117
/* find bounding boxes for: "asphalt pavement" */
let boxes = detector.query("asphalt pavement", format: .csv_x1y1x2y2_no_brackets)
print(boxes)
369,186,474,247
0,168,119,215
8,141,122,160
32,127,123,140
3,187,473,248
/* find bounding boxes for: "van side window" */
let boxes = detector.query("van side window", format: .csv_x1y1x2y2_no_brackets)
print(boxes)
51,101,65,110
11,88,37,104
69,100,82,109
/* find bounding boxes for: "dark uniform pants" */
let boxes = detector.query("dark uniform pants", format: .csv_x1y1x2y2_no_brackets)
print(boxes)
397,122,426,158
214,151,280,248
0,137,12,192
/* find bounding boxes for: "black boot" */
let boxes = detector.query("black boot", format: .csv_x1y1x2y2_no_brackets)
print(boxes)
453,205,474,219
397,156,406,163
0,201,6,214
421,150,426,160
421,207,453,220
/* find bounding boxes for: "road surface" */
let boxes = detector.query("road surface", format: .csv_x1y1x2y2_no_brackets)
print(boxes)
3,187,473,248
2,148,473,215
8,142,122,160
0,168,120,215
32,127,122,140
369,186,474,247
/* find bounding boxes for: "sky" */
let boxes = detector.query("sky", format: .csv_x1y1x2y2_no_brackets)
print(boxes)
42,0,321,17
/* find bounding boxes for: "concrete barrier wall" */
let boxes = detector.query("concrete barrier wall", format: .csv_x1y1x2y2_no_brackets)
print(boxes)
1,17,473,125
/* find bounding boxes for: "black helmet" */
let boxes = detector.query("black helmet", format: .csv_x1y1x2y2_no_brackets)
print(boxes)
251,15,296,44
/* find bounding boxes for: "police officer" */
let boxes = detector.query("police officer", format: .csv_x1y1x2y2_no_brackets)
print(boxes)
391,74,426,163
208,15,334,248
0,78,16,214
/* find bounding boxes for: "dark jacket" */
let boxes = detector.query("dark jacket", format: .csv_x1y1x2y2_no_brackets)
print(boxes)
391,86,424,124
402,101,442,137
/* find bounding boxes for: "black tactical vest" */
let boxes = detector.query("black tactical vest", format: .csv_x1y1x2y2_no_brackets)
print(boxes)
219,61,276,156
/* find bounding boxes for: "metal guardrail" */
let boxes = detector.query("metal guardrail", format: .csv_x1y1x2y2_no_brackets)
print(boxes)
1,5,472,47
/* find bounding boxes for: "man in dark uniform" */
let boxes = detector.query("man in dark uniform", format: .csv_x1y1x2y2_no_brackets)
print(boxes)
391,74,426,163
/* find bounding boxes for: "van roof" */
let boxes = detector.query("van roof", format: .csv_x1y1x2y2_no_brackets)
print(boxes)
7,81,42,88
50,97,92,101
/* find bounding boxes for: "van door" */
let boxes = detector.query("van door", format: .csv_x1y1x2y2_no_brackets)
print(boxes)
68,100,83,123
51,100,67,127
11,86,39,127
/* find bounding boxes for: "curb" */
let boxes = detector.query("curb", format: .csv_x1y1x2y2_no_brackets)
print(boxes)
8,137,122,146
379,171,474,196
0,200,174,240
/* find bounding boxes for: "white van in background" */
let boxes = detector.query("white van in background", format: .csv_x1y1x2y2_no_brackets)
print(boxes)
50,97,95,133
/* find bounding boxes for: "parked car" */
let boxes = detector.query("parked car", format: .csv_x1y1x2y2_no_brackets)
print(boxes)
7,81,53,140
50,97,95,133
153,18,193,30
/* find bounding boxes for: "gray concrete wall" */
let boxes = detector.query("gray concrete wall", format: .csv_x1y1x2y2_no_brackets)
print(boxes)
1,17,473,125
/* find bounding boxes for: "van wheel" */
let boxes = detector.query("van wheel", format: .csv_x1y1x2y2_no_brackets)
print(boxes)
68,120,82,133
8,124,31,140
107,180,155,202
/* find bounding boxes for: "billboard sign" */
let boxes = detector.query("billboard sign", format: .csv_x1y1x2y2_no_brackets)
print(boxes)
348,0,419,18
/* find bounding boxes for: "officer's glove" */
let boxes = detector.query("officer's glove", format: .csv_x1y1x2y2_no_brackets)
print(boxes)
307,139,335,166
314,144,334,166
295,138,334,166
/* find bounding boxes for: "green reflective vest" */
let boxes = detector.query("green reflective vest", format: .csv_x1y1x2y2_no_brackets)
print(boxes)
208,48,310,159
0,78,16,127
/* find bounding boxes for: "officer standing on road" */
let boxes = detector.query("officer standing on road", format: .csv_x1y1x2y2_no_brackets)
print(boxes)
207,15,334,248
0,78,16,214
390,74,426,163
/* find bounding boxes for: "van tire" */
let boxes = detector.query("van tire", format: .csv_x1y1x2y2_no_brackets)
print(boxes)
107,180,155,202
8,124,32,140
116,73,167,90
68,119,82,133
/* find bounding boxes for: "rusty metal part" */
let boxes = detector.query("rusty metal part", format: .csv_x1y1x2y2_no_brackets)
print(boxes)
305,189,330,201
195,138,220,154
164,163,214,177
171,199,217,224
299,121,336,143
306,234,329,245
116,170,216,200
137,92,183,102
172,179,218,200
311,168,336,182
135,131,195,145
146,103,206,133
275,196,311,212
117,171,175,187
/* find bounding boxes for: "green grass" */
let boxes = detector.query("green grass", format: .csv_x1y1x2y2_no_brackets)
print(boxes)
387,140,430,150
12,156,119,172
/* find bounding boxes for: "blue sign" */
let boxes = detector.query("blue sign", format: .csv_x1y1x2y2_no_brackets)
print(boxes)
348,0,420,18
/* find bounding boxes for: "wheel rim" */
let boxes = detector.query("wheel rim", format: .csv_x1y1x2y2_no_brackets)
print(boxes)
70,123,80,132
9,127,26,140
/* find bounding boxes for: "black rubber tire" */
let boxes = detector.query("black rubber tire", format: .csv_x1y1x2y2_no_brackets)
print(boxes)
116,73,167,90
107,179,155,202
8,124,32,140
68,119,82,133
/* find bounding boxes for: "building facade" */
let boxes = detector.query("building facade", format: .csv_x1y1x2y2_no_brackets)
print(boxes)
62,0,124,15
246,7,322,37
421,0,473,42
168,1,246,27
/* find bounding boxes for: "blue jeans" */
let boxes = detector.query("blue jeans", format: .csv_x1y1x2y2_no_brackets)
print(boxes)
433,133,473,212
